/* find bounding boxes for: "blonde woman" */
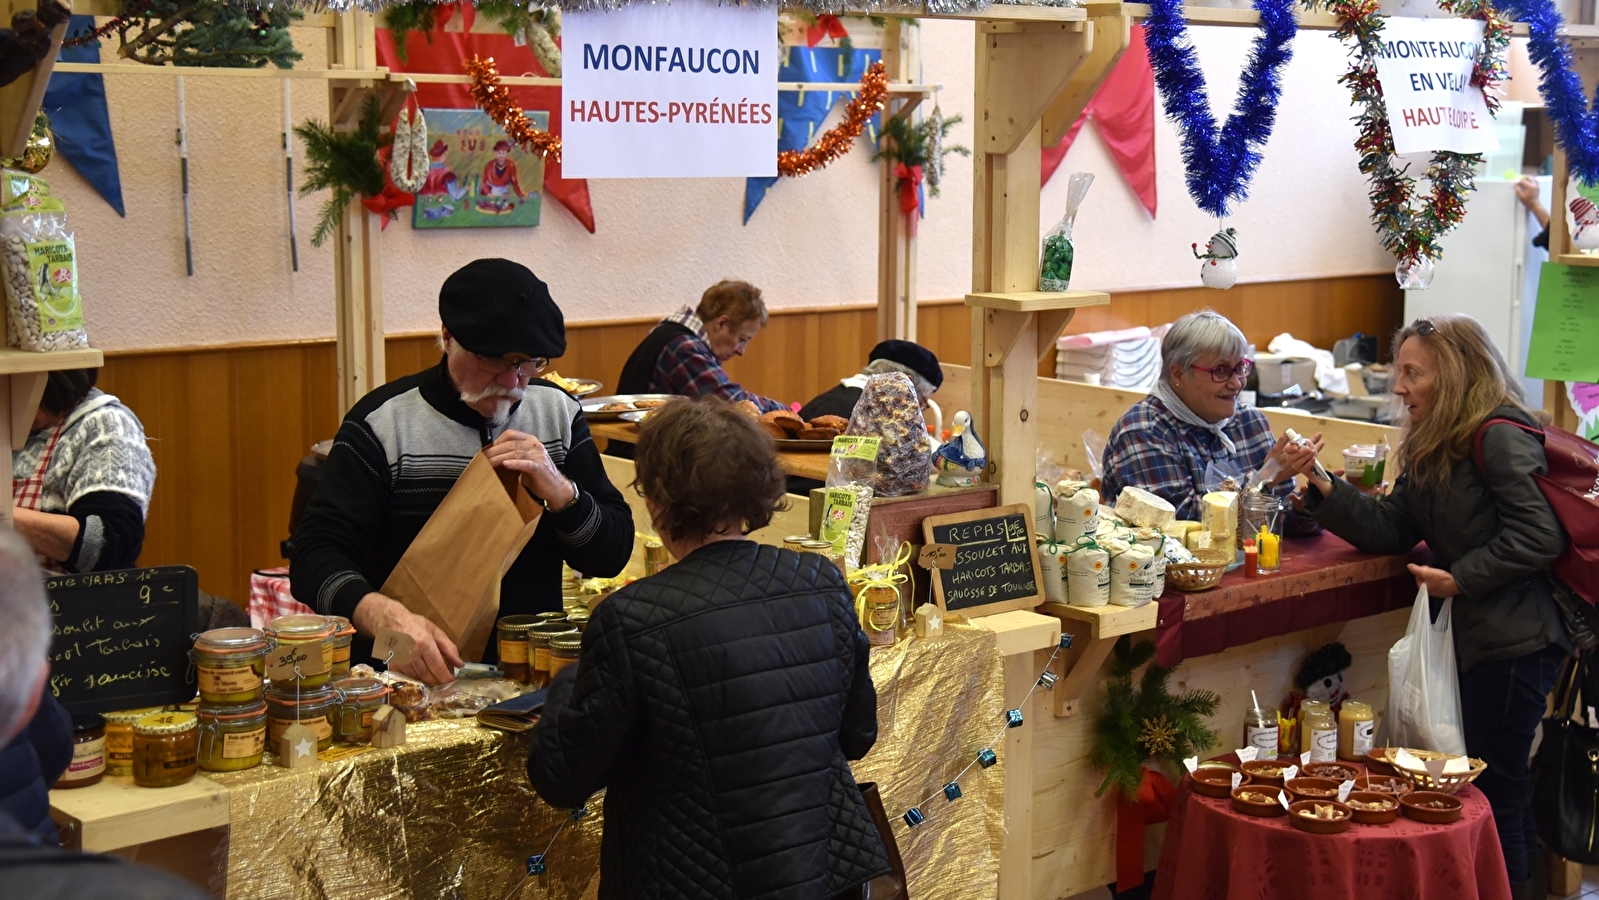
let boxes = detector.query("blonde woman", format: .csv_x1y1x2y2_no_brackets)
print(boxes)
1301,315,1567,897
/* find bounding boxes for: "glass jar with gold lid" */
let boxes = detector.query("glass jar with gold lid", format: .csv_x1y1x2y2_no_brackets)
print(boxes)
103,706,161,776
528,623,579,689
330,677,391,744
265,684,337,751
495,614,541,683
548,634,583,679
265,614,336,689
534,611,570,624
196,700,267,772
328,616,357,679
192,627,268,704
132,711,198,787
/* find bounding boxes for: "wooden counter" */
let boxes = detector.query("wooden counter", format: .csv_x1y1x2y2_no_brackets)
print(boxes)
589,420,832,481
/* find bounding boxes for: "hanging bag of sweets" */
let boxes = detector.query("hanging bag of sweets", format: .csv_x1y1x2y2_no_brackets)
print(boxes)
1053,480,1099,542
1039,172,1094,291
844,372,931,497
1064,537,1110,607
821,435,881,571
1109,542,1157,608
1037,537,1067,604
0,171,89,352
852,541,911,647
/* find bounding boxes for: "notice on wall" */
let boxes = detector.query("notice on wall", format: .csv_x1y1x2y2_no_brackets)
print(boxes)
1372,17,1500,156
562,0,778,178
1526,262,1599,382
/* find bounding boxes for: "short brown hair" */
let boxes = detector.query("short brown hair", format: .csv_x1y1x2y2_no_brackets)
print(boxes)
633,398,787,541
695,280,768,327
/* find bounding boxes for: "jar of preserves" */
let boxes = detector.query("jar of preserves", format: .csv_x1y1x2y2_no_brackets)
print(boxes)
328,616,357,679
534,611,571,624
103,707,160,777
548,634,582,679
1300,702,1339,763
265,685,337,751
330,677,391,744
782,535,811,553
191,627,268,704
132,712,198,787
528,623,579,689
265,614,337,688
53,714,107,789
196,700,267,772
565,611,590,632
495,614,540,683
1244,704,1279,756
1338,700,1376,761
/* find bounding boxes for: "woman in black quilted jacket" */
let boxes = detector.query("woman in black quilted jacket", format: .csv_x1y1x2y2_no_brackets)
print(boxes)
529,398,891,900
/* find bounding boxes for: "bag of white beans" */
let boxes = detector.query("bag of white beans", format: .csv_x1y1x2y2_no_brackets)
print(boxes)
0,171,89,352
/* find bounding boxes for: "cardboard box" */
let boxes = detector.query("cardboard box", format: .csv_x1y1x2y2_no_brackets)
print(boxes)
1255,355,1318,395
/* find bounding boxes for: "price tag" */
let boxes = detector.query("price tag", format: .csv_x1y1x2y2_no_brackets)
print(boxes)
1424,757,1448,783
1283,765,1299,783
1300,751,1311,766
1231,772,1242,791
374,627,417,667
276,722,319,769
1183,756,1198,775
918,544,957,570
265,642,327,682
1338,779,1355,803
1236,747,1259,764
1278,790,1291,811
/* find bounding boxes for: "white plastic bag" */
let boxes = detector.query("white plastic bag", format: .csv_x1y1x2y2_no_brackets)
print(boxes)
1384,584,1467,756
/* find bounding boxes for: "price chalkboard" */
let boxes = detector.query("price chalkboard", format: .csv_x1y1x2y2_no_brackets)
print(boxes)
46,566,199,717
922,504,1043,618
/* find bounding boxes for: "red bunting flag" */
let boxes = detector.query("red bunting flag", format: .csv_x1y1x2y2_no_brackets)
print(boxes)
1042,24,1156,219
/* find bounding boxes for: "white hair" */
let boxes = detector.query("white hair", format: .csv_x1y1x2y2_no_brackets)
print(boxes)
0,528,51,745
1160,310,1248,385
862,359,936,399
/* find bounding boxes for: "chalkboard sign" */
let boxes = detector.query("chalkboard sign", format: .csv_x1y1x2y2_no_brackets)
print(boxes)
922,503,1044,618
47,566,199,717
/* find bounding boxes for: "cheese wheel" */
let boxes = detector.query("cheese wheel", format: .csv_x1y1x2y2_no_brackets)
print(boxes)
1113,487,1177,530
1202,491,1238,544
1166,520,1202,540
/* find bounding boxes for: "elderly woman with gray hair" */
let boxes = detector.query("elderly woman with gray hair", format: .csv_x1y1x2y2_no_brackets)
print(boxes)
1101,310,1323,522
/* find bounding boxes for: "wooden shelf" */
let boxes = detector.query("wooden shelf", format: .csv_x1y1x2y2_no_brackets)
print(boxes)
965,290,1112,312
1038,601,1157,640
970,609,1062,656
0,346,103,375
50,774,229,853
1556,253,1599,267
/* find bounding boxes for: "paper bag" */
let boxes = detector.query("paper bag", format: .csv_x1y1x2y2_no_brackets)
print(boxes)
380,453,542,662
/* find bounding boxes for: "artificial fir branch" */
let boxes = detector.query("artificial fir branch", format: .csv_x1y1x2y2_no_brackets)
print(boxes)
113,0,301,68
871,112,969,197
1089,637,1220,800
380,0,438,64
294,96,388,247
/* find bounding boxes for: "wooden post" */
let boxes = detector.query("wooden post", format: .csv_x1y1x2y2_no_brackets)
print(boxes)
877,20,918,342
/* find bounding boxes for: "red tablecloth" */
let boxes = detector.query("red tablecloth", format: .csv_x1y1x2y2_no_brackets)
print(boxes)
1152,777,1510,900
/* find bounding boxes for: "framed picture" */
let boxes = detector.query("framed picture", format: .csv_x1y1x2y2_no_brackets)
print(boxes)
412,108,546,229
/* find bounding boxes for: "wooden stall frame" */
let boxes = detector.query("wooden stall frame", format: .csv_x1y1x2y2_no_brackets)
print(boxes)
1541,33,1599,433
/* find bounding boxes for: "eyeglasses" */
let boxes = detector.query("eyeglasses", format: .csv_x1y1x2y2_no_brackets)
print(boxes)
473,352,548,378
1189,359,1255,383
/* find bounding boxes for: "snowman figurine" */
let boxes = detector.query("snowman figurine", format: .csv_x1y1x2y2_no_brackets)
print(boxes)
1570,196,1599,251
1192,227,1239,290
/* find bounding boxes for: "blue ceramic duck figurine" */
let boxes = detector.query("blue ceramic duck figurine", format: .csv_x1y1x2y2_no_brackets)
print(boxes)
934,411,987,487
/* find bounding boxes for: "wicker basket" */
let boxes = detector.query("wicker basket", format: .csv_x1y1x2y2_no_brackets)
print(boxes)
1166,548,1232,592
1378,748,1487,795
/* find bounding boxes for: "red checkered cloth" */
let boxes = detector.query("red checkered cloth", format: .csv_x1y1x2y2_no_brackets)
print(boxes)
248,566,313,628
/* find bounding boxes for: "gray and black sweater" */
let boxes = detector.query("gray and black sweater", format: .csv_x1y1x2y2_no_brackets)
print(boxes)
289,358,634,638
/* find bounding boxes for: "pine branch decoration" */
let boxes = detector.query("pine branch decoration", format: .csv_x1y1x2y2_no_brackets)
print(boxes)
871,112,968,197
294,96,387,248
113,0,301,68
380,0,437,64
1088,636,1220,800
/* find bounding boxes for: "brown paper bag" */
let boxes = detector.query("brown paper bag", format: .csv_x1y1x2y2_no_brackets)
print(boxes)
380,452,542,662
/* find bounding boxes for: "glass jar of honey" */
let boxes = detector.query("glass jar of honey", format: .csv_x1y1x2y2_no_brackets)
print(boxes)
548,634,582,679
1300,702,1339,763
265,684,337,751
528,623,578,689
196,700,267,772
132,712,198,787
103,707,160,777
191,627,268,704
265,614,336,689
53,714,106,789
1338,700,1376,761
495,614,541,683
330,677,391,744
328,616,357,679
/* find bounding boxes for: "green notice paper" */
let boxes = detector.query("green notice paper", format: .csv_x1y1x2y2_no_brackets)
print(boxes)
1526,263,1599,382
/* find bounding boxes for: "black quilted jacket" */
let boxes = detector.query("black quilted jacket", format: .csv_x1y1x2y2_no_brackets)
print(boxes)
529,540,891,899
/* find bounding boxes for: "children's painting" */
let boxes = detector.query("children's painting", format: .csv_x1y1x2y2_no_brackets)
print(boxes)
413,109,546,229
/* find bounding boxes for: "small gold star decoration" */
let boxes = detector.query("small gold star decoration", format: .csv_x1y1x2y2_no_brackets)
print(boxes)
1138,715,1179,757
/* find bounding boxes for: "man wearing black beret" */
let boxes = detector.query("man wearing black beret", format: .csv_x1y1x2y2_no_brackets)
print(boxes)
798,339,944,425
291,259,633,683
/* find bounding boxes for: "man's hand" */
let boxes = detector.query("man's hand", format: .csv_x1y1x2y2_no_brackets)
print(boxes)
484,430,576,508
1278,431,1325,481
351,592,462,684
1407,564,1460,598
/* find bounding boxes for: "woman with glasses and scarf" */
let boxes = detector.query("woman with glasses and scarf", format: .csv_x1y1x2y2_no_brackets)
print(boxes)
1301,315,1567,899
1102,310,1323,523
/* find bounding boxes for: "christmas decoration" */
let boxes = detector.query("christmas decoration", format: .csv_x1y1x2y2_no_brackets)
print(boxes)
1143,0,1295,218
0,111,53,173
1281,641,1353,750
777,59,888,178
1043,24,1156,218
1192,226,1239,290
378,0,438,64
871,107,968,236
389,104,428,193
0,0,69,87
1494,0,1599,186
464,54,563,165
1328,0,1509,279
103,0,301,68
476,2,562,76
932,410,985,487
1139,714,1179,757
294,95,389,246
1570,192,1599,250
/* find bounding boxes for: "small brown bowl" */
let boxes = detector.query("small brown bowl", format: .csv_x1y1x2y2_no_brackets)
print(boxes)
1285,776,1342,802
1345,791,1399,824
1191,767,1245,798
1303,761,1362,783
1355,774,1414,797
1289,799,1353,834
1241,760,1290,787
1232,785,1288,817
1365,748,1400,777
1400,791,1463,824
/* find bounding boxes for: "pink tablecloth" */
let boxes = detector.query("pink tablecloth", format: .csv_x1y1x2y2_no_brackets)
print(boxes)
1152,777,1511,900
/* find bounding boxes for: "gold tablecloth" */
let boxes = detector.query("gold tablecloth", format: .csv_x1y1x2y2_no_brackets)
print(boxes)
212,623,1005,900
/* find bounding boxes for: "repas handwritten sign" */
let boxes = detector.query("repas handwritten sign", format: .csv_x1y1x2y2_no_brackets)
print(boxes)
921,504,1044,619
46,566,199,718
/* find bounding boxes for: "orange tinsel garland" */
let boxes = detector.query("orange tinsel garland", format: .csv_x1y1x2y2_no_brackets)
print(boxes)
465,55,563,166
778,60,888,178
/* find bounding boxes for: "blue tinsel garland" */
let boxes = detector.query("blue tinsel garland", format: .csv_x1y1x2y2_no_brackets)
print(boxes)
1495,0,1599,185
1143,0,1297,217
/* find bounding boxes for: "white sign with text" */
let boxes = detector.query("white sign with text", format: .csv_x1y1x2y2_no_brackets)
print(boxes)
562,0,778,178
1372,17,1500,155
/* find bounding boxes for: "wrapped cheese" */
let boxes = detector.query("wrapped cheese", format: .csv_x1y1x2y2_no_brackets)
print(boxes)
1202,491,1239,546
1133,527,1167,599
844,372,931,497
1114,486,1176,530
1166,520,1202,541
1109,543,1157,607
1053,481,1099,542
1185,529,1213,551
1064,542,1110,607
1037,539,1067,603
1035,481,1056,539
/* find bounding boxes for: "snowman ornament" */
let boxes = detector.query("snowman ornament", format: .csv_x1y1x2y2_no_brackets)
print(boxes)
1192,227,1239,290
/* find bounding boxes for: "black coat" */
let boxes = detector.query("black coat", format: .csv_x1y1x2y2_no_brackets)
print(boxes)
529,541,891,900
0,692,71,843
1306,405,1568,673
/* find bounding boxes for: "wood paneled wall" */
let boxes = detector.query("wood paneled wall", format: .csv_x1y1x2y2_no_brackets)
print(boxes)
97,274,1400,604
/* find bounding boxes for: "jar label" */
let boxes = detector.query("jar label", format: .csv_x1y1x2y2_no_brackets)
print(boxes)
1311,727,1339,762
332,645,352,664
162,756,197,771
499,638,529,665
1352,720,1375,756
62,738,106,779
198,664,261,695
1246,724,1279,752
106,731,133,758
223,727,266,759
270,714,331,744
549,656,578,677
535,647,551,672
362,710,375,728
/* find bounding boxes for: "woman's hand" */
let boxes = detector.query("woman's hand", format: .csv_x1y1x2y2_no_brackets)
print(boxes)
1407,563,1460,598
1277,431,1325,481
11,507,79,563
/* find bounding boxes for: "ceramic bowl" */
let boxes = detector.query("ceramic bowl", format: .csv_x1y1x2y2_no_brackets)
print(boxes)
1400,791,1463,824
1191,767,1244,798
1289,799,1353,834
1231,785,1287,818
1285,776,1342,802
1240,759,1290,787
1355,774,1414,797
1364,748,1400,777
1303,761,1362,783
1344,791,1399,825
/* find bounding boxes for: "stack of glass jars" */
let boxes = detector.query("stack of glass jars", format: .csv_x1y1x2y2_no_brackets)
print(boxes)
189,626,270,775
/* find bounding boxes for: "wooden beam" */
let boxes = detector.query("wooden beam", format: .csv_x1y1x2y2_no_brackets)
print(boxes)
9,371,44,451
1042,12,1130,147
0,8,65,158
977,21,1093,157
877,18,919,343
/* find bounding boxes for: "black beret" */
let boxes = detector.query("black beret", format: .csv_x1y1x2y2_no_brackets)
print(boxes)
869,339,943,390
439,259,566,359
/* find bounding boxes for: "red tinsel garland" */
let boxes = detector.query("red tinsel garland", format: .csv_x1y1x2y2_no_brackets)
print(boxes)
465,56,564,166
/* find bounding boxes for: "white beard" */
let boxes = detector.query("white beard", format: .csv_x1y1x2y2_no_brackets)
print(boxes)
461,386,524,427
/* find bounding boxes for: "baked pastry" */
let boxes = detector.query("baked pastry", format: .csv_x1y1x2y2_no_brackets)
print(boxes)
735,400,761,419
598,402,634,412
808,415,849,432
758,421,788,439
760,410,804,434
632,398,669,409
797,427,840,440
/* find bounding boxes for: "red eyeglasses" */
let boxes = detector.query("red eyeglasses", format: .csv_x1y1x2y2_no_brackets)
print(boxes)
1189,360,1255,383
